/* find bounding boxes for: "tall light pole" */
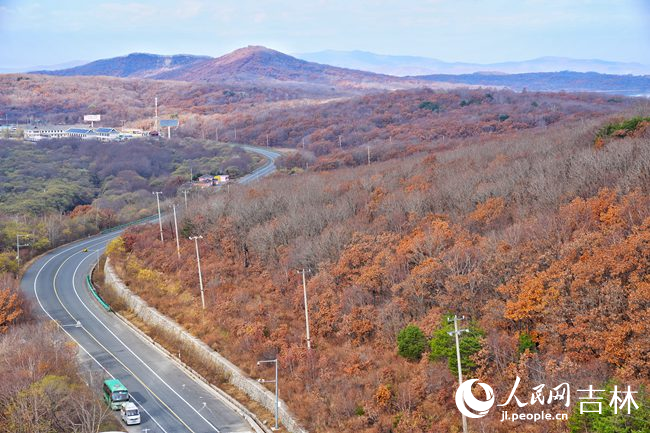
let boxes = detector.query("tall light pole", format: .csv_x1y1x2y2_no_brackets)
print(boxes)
182,190,189,210
449,315,470,433
172,204,181,260
298,269,312,350
257,358,279,431
189,235,205,309
16,234,29,267
152,191,164,242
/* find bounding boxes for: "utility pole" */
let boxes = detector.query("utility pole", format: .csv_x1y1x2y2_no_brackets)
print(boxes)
257,359,279,430
338,135,342,148
234,127,237,142
16,234,29,267
189,235,205,309
367,146,371,165
302,137,305,149
215,126,219,142
172,204,181,260
152,191,164,242
298,269,312,350
182,190,189,210
449,315,470,433
154,97,159,133
266,134,269,147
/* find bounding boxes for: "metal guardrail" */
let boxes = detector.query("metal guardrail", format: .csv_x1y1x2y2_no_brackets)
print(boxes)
86,275,111,312
100,214,158,235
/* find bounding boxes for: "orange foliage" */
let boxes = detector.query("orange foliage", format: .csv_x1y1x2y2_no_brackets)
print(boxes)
0,288,23,332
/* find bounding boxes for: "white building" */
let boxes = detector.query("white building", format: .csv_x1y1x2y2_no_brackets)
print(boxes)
24,125,69,141
88,127,120,141
66,127,94,138
23,125,146,142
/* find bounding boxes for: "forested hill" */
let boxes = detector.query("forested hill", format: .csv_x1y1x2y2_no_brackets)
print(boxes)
0,138,256,216
32,53,212,78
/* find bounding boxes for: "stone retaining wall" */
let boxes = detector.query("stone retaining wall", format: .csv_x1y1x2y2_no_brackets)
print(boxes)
104,258,308,433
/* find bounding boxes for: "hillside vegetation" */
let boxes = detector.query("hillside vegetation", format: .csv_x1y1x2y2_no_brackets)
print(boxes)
108,114,650,432
0,276,121,432
3,70,633,161
0,138,259,274
209,88,630,158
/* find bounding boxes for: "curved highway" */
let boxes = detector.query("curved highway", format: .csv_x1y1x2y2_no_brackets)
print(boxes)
20,145,280,433
237,145,280,184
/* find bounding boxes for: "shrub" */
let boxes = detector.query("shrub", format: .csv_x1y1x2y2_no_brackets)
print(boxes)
518,332,537,353
397,324,427,361
596,116,650,138
419,101,441,112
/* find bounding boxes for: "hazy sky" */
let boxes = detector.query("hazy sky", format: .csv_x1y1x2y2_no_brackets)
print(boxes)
1,0,649,69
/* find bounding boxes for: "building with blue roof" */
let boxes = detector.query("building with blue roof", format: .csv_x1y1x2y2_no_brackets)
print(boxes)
66,128,93,138
22,125,143,142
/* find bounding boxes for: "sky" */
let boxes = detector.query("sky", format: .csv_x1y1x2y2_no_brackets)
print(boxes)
1,0,649,69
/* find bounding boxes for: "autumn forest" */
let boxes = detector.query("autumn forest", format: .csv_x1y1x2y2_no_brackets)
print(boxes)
106,110,650,432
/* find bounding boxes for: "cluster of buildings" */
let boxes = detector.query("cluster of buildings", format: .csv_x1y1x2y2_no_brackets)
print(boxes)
21,125,153,142
196,174,230,188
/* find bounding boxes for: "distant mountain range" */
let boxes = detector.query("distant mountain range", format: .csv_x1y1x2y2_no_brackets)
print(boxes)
0,60,88,74
28,46,650,97
415,72,650,97
32,46,428,92
295,50,650,76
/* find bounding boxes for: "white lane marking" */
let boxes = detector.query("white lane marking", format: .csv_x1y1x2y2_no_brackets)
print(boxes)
70,243,222,433
31,236,169,433
55,245,189,432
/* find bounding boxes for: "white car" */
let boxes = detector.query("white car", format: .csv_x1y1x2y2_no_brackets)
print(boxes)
120,402,141,425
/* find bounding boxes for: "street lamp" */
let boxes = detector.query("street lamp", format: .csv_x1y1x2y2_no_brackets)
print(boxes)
189,235,205,309
257,358,279,430
16,234,30,267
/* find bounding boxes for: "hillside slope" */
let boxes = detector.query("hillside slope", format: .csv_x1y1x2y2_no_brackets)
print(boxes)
109,114,650,433
33,53,212,78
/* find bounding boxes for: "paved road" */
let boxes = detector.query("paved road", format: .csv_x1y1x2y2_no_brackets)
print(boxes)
20,145,280,433
237,145,280,184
